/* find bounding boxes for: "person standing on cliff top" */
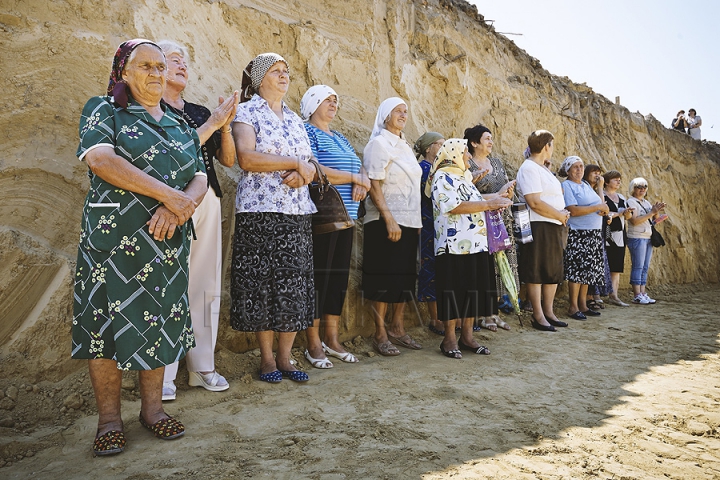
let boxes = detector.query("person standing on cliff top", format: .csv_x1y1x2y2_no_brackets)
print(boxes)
671,110,688,133
687,109,702,140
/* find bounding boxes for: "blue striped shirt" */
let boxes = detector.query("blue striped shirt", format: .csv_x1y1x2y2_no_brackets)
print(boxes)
304,124,362,219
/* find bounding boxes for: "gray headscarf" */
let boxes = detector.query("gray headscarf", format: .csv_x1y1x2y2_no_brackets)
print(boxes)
240,52,289,102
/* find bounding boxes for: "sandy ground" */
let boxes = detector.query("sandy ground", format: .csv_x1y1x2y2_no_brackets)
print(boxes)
1,284,719,479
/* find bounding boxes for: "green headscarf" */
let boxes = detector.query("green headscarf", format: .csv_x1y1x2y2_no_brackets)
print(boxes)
414,132,444,159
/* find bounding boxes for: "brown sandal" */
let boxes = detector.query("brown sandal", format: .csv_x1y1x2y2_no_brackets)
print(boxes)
93,429,126,456
372,339,400,356
387,333,423,350
139,414,185,440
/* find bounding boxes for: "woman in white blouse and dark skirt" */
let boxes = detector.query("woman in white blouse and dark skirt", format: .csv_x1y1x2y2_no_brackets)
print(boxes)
516,130,571,332
362,97,423,356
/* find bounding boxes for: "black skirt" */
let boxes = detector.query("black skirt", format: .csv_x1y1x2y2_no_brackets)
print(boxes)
313,227,354,317
230,212,314,332
518,221,566,284
362,220,418,303
435,251,497,321
606,244,626,273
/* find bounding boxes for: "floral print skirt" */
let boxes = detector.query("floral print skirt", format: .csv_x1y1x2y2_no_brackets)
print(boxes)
71,196,195,371
230,212,314,332
564,229,606,285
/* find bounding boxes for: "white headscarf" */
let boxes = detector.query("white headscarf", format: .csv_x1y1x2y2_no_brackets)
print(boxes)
300,85,338,121
370,97,406,139
559,155,583,177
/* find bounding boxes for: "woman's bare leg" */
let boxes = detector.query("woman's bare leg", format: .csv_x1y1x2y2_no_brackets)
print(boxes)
88,359,123,435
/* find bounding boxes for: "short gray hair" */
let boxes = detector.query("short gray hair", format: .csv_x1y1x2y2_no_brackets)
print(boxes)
156,40,190,66
629,177,649,193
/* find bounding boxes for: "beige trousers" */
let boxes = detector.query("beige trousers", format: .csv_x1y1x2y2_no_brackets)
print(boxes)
164,190,222,381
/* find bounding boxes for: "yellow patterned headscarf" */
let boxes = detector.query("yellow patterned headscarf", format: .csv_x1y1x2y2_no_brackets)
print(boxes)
425,138,472,197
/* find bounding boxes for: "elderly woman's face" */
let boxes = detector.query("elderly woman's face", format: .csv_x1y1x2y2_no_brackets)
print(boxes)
311,95,338,123
385,104,408,133
567,161,584,182
166,52,188,90
122,45,167,101
259,61,290,96
426,138,445,161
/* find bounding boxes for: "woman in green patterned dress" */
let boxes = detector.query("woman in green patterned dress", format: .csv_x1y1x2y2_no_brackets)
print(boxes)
73,39,207,455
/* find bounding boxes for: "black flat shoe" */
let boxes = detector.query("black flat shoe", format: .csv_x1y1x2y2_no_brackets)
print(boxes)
582,309,601,317
530,318,556,332
439,343,462,359
547,318,568,328
569,311,587,321
458,340,490,355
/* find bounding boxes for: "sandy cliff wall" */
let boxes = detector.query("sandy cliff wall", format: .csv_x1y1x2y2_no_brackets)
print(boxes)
2,0,719,380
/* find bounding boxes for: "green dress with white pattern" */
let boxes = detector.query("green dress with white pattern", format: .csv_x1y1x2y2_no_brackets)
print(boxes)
72,95,203,371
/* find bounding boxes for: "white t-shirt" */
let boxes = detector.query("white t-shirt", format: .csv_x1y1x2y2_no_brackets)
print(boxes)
363,129,423,228
516,159,564,224
626,197,652,239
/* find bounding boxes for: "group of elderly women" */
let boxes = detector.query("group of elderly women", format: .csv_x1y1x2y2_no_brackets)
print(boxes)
72,39,667,456
553,151,666,321
71,40,422,456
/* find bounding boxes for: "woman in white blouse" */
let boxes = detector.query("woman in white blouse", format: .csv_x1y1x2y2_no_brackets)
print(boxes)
362,97,423,356
516,130,570,332
231,53,317,383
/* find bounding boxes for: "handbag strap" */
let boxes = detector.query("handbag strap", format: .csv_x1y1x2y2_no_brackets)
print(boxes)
308,158,329,193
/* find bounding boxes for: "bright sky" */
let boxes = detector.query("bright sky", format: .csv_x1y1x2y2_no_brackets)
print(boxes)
469,0,719,143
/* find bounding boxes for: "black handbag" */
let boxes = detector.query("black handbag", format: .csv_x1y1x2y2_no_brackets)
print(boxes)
308,159,354,235
650,224,665,247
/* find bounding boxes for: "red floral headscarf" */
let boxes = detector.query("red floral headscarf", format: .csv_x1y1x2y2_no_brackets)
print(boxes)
107,39,162,108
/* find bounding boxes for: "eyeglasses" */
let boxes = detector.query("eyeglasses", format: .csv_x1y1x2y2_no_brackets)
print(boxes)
635,185,648,189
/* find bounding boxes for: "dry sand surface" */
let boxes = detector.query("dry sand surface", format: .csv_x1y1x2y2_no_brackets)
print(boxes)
1,284,719,479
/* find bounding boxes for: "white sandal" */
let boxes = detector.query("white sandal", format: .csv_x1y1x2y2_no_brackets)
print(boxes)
188,371,230,392
493,315,511,331
322,342,359,363
304,349,333,369
162,381,176,401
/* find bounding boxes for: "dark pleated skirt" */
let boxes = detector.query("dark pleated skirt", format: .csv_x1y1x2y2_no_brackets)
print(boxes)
362,220,418,303
435,251,496,321
313,227,354,317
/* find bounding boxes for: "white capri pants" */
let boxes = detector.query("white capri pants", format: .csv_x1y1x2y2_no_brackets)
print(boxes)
164,189,222,380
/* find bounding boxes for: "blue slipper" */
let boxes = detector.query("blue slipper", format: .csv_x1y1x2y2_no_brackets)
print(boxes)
258,370,282,383
428,324,445,336
498,294,514,314
279,370,309,382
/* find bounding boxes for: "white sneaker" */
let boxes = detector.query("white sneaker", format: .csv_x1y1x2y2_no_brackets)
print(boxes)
632,295,650,305
642,293,656,304
162,381,176,401
188,371,230,392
